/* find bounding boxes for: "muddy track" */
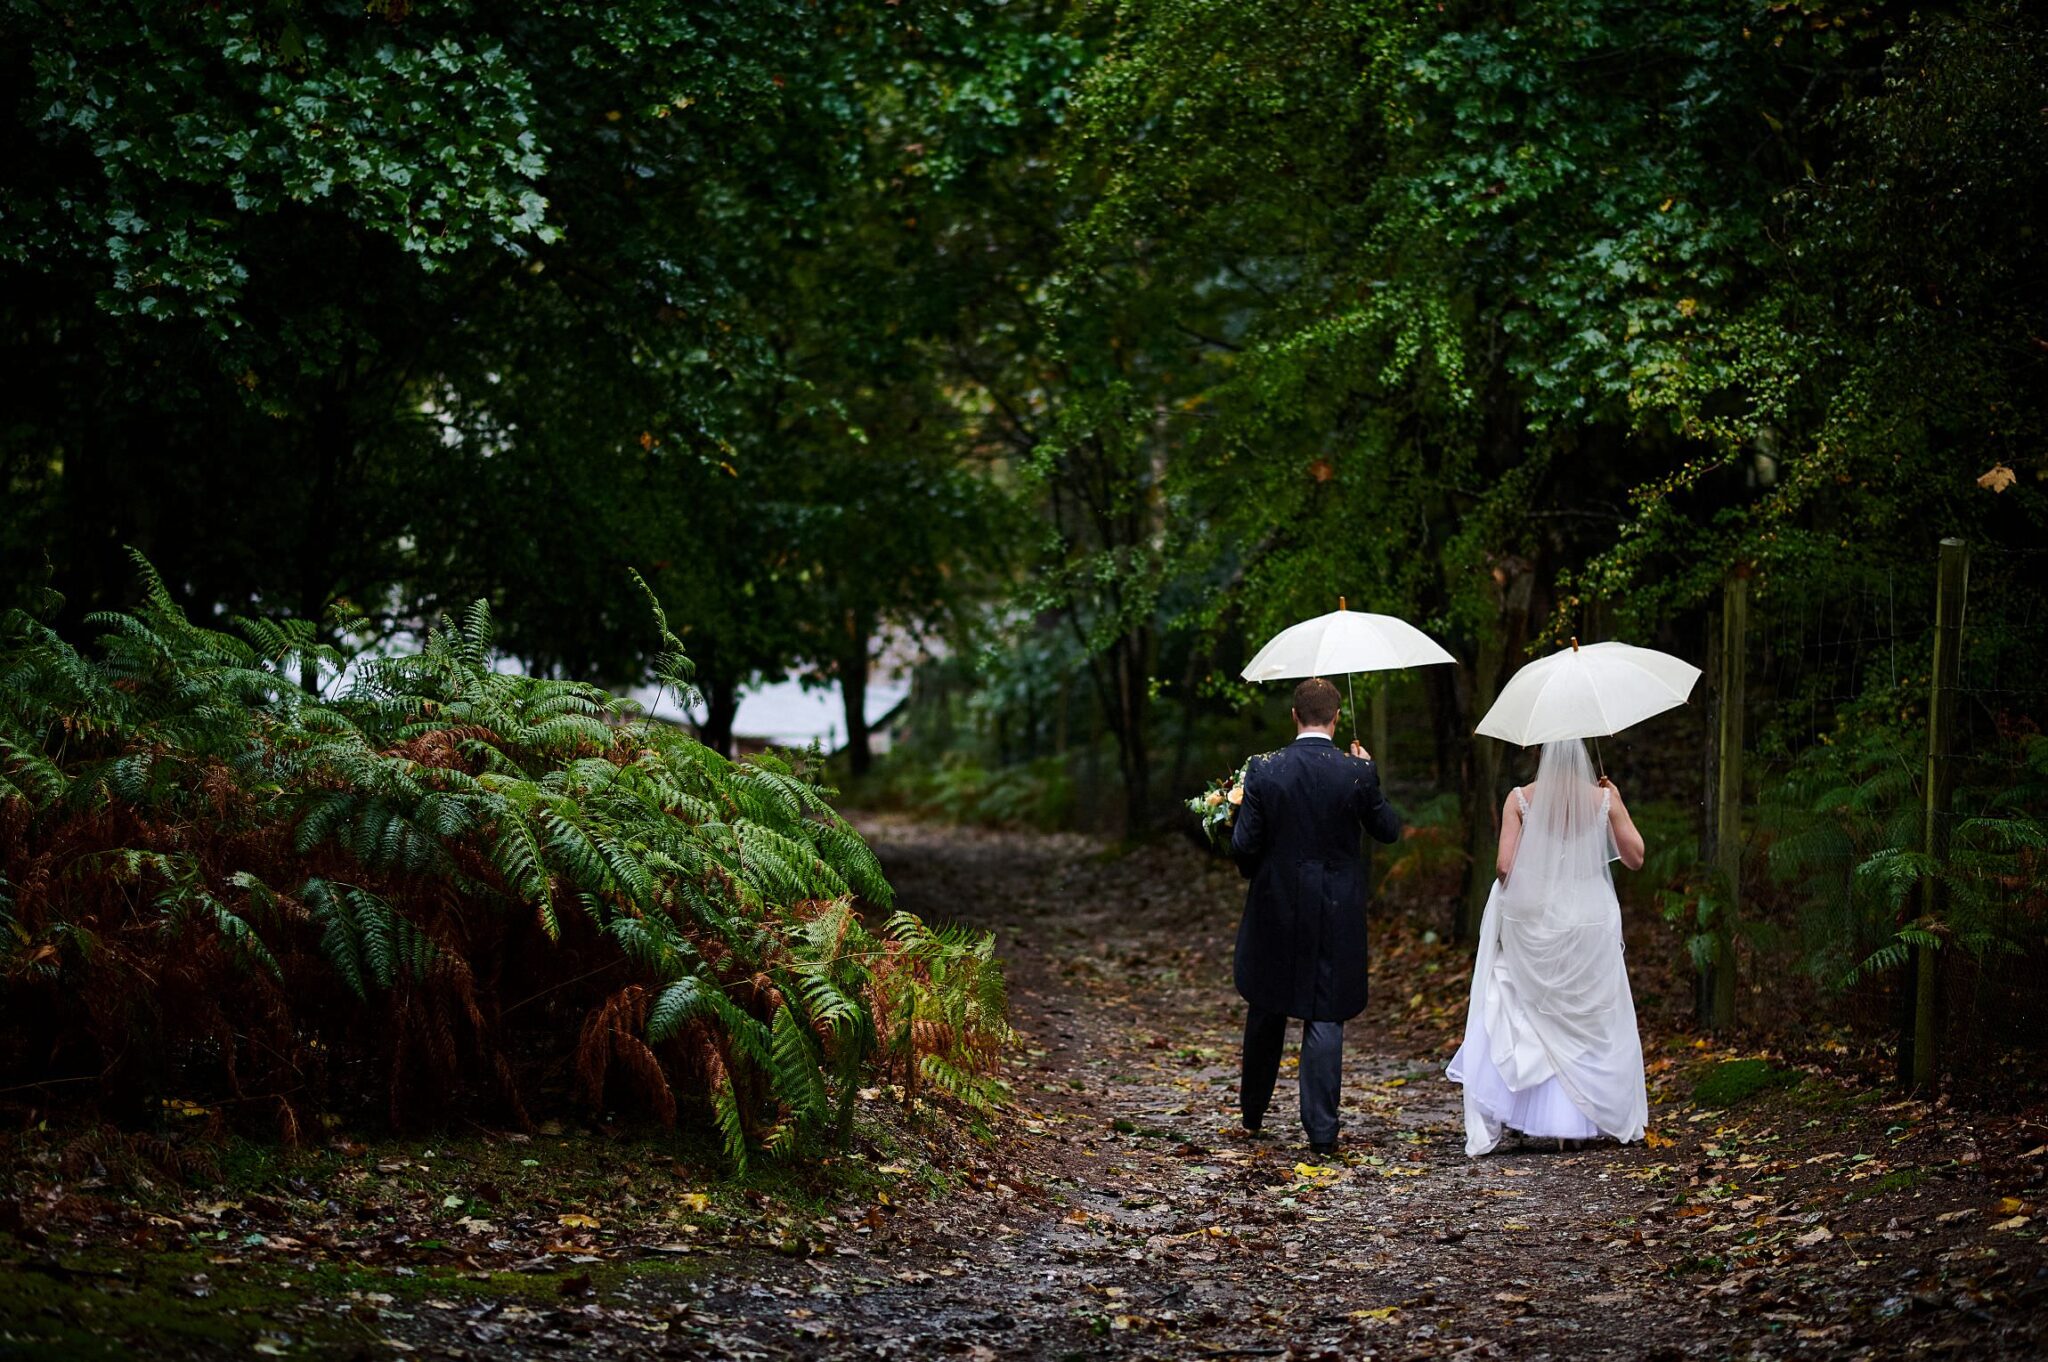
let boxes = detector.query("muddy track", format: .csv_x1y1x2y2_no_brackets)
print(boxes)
17,818,2037,1360
645,818,2043,1360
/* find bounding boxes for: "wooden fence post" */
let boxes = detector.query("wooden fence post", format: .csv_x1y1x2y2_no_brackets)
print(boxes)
1910,538,1969,1090
1698,605,1722,1026
1710,570,1748,1031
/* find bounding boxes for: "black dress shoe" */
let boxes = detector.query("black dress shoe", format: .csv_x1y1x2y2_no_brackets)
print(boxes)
1309,1140,1337,1158
1241,1116,1264,1136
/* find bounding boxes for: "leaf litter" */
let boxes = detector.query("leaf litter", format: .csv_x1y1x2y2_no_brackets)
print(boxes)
1,815,2043,1357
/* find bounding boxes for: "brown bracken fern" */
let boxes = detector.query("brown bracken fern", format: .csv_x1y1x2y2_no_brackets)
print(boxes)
0,554,1009,1169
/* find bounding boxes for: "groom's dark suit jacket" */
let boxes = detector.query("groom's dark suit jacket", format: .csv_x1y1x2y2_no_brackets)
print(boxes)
1229,734,1404,1022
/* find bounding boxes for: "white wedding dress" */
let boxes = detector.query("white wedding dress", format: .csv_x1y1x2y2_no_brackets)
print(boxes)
1446,740,1648,1156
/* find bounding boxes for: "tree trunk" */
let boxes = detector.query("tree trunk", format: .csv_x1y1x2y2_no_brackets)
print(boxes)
838,612,873,778
1109,630,1153,839
1167,647,1202,804
1459,627,1506,943
298,361,357,696
1455,561,1535,942
839,660,872,777
1423,664,1461,793
1709,571,1749,1032
1698,607,1721,1026
698,674,740,757
1908,538,1969,1089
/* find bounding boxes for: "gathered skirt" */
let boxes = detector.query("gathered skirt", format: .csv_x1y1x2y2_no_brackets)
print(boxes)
1446,880,1646,1155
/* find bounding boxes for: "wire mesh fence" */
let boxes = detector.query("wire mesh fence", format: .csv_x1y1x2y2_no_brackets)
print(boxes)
1741,541,2048,1089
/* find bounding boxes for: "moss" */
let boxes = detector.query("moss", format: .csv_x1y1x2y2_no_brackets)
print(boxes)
1847,1168,1929,1203
0,1246,354,1358
0,1233,726,1360
1692,1059,1802,1108
0,1122,916,1355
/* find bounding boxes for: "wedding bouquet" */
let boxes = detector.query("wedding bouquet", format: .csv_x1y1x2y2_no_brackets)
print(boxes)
1185,754,1263,849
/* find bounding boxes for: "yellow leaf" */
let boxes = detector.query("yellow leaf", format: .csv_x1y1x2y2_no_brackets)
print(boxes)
1644,1130,1675,1149
1659,197,1675,212
1998,1196,2025,1214
1978,463,2017,493
1990,1215,2030,1232
557,1212,600,1229
1294,1162,1336,1179
677,1193,710,1213
1349,1306,1399,1321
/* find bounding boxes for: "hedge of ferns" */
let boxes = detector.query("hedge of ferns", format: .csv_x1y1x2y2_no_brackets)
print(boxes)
0,558,1008,1165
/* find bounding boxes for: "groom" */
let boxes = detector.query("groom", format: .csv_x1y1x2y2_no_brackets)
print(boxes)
1229,676,1404,1155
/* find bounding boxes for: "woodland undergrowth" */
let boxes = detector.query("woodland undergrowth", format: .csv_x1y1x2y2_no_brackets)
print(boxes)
0,556,1009,1175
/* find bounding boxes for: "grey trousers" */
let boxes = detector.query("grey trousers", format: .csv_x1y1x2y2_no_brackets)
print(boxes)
1241,1006,1343,1144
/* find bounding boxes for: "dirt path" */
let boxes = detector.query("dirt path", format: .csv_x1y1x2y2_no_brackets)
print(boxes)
7,819,2042,1359
655,818,2045,1360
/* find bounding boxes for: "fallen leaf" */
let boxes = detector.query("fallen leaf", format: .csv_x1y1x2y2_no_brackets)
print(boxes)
1977,463,2016,493
557,1212,600,1229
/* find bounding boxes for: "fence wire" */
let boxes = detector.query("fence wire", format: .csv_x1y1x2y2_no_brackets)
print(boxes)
1735,544,2048,1086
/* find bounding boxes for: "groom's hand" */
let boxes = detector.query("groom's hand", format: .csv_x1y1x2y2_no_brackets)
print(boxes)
1349,741,1372,761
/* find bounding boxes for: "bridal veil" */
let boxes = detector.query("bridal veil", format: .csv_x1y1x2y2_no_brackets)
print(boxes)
1447,739,1648,1155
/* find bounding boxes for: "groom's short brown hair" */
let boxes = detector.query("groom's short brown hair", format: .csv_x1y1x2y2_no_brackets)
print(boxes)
1292,677,1341,727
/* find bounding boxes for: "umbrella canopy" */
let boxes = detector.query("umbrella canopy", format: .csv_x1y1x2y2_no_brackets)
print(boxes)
1475,641,1701,746
1240,606,1456,681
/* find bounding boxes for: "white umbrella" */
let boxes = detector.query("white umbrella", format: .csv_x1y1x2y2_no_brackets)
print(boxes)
1240,599,1456,681
1475,640,1700,747
1241,599,1456,744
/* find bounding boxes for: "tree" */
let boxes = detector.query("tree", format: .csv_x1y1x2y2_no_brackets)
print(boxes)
1,1,885,704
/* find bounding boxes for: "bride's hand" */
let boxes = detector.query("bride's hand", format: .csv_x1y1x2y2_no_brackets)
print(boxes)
1598,775,1622,800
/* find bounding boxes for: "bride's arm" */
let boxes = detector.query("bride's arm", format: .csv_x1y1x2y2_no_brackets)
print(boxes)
1599,776,1647,870
1495,790,1523,882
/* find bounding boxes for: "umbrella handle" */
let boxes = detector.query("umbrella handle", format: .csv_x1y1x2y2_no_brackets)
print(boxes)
1346,673,1359,746
1591,734,1606,780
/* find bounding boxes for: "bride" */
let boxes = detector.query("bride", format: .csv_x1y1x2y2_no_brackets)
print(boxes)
1447,739,1649,1155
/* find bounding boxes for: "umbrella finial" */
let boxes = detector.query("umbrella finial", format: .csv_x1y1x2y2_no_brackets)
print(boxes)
1570,636,1580,652
1338,595,1347,611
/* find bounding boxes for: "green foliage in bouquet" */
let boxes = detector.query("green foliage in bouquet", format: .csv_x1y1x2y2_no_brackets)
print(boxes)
1185,755,1263,849
0,555,1010,1167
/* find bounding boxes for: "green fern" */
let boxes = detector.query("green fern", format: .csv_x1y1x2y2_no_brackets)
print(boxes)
0,555,1011,1165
